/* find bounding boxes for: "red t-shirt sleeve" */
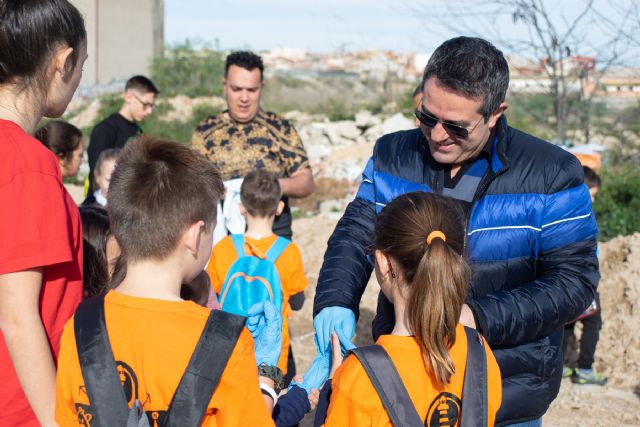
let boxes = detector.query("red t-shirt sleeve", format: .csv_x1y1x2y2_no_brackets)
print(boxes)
0,172,73,274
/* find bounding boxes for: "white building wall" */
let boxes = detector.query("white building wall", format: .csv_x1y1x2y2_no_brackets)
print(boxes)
71,0,163,87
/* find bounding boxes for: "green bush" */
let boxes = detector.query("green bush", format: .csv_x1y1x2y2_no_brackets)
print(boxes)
87,94,221,146
593,166,640,241
140,103,220,144
150,42,224,98
506,93,556,141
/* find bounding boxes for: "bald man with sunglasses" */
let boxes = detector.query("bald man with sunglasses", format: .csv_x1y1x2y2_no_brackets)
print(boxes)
311,37,599,427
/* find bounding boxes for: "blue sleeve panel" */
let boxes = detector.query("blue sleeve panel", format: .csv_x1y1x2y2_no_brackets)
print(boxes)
467,183,600,347
314,155,432,318
467,184,598,262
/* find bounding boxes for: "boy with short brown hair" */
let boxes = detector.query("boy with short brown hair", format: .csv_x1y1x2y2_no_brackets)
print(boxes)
55,136,276,426
207,170,308,378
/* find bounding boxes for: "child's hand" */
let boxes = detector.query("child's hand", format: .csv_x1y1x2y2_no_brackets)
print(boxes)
308,388,320,410
329,331,345,379
292,375,320,410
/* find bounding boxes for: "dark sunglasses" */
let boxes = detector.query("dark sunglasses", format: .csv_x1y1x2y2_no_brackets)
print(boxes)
415,109,483,139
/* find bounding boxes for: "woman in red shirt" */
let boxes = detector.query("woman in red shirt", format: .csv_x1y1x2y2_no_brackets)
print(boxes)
0,1,87,425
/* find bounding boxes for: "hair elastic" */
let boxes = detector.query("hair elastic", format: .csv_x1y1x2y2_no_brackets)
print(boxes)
426,230,446,245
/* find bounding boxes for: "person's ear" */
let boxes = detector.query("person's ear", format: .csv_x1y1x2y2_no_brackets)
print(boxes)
184,220,205,257
275,200,284,216
123,90,134,105
57,157,68,175
238,202,247,215
374,250,391,280
488,101,508,128
53,46,75,82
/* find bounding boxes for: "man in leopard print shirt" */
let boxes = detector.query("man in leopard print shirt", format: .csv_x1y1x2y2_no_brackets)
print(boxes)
192,51,315,240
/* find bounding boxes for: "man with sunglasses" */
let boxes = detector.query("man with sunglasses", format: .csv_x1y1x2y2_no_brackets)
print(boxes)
87,75,159,191
312,37,599,427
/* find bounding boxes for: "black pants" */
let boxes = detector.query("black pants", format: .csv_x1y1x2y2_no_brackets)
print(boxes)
283,344,297,386
563,293,602,370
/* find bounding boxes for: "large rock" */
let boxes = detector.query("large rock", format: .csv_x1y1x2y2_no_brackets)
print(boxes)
381,113,414,134
355,110,382,129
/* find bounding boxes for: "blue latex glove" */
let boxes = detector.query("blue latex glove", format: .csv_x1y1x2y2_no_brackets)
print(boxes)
247,301,282,366
290,351,331,394
313,306,356,355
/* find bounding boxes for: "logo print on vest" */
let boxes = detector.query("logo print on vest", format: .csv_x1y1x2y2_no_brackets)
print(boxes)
426,392,461,427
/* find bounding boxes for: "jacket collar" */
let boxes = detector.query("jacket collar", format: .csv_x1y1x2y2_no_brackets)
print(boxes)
491,115,510,174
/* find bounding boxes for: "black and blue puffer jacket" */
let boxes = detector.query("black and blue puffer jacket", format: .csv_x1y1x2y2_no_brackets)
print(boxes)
313,117,600,425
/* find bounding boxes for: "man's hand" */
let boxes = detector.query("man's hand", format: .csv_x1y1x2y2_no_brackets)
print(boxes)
313,306,356,355
279,168,315,198
247,301,282,366
459,304,477,329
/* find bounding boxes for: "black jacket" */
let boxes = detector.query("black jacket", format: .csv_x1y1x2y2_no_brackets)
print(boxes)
313,117,599,425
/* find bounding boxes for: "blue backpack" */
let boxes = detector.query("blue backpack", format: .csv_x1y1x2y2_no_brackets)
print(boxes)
218,234,289,316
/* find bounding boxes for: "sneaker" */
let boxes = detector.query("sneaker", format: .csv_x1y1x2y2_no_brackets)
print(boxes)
562,366,574,378
571,368,608,385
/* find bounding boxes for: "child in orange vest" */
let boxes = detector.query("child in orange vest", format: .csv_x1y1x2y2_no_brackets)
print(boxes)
308,192,503,426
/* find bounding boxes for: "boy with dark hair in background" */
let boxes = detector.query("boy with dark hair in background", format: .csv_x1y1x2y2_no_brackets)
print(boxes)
207,170,308,384
87,75,158,190
563,166,607,385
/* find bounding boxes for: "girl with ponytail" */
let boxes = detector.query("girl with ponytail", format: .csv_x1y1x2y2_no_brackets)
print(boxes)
321,191,502,426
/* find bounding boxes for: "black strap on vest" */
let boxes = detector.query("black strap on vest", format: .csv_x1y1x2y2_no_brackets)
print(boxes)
348,326,488,427
74,294,245,427
460,326,488,427
350,345,424,426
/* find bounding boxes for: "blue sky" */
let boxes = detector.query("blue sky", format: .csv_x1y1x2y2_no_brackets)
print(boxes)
165,0,452,53
164,0,636,62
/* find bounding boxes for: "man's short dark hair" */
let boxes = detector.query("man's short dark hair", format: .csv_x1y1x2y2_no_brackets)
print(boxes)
108,136,224,262
583,166,601,189
423,37,509,120
125,75,159,95
240,170,282,218
225,51,264,80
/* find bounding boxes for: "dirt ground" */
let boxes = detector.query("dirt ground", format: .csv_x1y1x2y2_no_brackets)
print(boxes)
289,215,640,426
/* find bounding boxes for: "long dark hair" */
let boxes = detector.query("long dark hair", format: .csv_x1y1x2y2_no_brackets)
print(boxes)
35,120,82,162
374,192,470,384
79,206,110,298
0,0,86,91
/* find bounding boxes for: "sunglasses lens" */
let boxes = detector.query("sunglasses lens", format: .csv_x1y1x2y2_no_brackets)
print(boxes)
416,111,437,128
443,124,468,139
416,109,472,138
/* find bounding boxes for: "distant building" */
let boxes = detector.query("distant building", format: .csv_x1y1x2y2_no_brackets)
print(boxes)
71,0,164,87
598,67,640,99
